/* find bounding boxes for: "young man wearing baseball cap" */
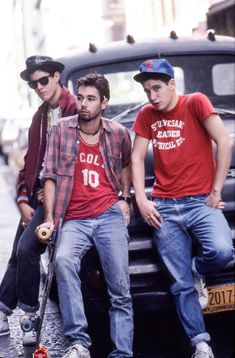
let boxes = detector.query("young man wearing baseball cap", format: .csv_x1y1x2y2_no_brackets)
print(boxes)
131,58,233,358
0,55,77,345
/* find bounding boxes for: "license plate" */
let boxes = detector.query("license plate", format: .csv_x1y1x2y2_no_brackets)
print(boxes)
203,283,235,314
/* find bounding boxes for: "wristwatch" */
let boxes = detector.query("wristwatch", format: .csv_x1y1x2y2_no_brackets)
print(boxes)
118,195,132,205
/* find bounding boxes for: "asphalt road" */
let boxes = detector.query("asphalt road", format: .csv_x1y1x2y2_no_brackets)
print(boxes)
0,161,234,358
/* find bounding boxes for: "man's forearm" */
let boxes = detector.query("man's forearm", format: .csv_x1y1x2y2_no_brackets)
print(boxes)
212,139,232,195
120,163,132,196
131,156,147,203
203,114,232,197
43,179,56,222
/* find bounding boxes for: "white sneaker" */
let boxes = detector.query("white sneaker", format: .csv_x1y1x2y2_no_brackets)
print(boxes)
192,346,214,358
63,343,91,358
0,314,10,336
22,329,36,346
194,275,209,309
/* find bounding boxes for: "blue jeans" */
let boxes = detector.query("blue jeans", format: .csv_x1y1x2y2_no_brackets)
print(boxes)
0,204,46,315
55,203,133,357
152,195,233,347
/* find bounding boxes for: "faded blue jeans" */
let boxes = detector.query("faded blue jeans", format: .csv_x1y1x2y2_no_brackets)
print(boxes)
55,203,133,357
152,195,233,347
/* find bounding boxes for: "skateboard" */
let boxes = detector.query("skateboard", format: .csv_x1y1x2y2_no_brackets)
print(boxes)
20,219,62,358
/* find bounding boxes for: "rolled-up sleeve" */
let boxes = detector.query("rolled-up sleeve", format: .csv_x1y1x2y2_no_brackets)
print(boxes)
42,124,60,182
122,127,132,168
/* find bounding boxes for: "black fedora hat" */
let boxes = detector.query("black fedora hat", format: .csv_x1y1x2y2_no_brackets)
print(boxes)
20,55,65,81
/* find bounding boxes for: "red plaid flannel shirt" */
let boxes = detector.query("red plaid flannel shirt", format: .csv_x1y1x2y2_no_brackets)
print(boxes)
43,114,131,227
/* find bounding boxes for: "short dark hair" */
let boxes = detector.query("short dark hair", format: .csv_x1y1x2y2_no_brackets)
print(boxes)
141,73,172,85
76,73,110,101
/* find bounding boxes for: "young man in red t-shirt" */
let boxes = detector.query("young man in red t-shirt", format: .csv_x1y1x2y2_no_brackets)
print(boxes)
131,58,233,358
38,73,133,358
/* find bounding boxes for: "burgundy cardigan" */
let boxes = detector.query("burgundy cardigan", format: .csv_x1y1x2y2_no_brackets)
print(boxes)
17,87,77,200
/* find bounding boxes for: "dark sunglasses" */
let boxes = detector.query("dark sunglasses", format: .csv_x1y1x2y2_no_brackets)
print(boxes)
28,75,51,89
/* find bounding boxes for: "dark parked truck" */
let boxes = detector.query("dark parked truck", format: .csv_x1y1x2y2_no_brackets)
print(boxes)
57,33,235,316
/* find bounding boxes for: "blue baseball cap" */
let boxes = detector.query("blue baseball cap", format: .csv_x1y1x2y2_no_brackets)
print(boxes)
134,59,174,83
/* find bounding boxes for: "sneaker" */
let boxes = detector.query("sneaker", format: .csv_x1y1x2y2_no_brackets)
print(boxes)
22,329,36,346
63,343,91,358
194,275,209,309
0,314,10,336
192,346,214,358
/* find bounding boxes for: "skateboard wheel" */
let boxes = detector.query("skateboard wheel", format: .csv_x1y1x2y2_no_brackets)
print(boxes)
20,314,36,332
37,227,51,241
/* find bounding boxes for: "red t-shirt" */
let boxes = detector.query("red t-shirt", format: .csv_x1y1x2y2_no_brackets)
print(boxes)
64,136,118,220
133,93,216,198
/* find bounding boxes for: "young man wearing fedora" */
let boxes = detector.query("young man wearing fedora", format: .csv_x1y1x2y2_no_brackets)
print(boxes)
131,58,233,358
0,55,77,345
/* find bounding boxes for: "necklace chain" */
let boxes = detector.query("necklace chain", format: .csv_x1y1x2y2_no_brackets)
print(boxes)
47,106,62,132
79,125,101,136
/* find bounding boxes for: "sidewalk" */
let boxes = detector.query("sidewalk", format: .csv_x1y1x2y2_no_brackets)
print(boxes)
0,168,67,358
0,167,20,278
0,168,24,357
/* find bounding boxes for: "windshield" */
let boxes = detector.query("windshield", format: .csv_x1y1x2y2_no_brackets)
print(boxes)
66,55,234,122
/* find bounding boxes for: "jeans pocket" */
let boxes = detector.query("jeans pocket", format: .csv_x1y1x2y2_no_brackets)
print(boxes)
113,202,125,220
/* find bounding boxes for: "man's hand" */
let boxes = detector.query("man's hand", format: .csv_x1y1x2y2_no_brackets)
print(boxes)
36,221,54,233
205,192,225,209
35,221,54,243
137,198,163,228
19,203,35,228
